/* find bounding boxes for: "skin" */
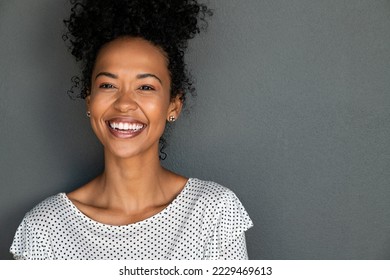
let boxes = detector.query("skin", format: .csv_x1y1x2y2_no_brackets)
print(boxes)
67,37,187,225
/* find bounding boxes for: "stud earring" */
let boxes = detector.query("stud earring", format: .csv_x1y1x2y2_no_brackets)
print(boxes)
86,111,91,118
168,116,176,122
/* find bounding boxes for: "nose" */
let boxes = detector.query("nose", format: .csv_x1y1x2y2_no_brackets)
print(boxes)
113,89,138,112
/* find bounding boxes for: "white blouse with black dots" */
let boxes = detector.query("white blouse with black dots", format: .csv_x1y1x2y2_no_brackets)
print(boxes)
10,178,253,260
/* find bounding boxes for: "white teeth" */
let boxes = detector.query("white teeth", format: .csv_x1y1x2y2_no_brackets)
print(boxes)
109,122,144,131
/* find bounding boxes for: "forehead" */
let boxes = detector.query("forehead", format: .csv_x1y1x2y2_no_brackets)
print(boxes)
93,37,169,73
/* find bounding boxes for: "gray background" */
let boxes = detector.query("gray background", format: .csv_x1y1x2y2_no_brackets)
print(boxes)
1,0,389,260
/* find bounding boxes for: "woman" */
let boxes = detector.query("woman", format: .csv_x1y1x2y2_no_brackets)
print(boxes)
10,0,253,260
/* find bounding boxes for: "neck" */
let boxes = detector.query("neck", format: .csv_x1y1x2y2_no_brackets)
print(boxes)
96,148,170,211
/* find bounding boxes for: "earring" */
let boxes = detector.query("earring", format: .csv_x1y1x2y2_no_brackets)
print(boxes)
168,115,176,122
86,111,91,118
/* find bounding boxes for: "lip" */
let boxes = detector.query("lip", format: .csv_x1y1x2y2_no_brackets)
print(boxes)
105,117,147,139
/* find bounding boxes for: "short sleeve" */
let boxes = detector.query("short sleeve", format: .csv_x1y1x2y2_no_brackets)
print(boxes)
205,189,253,259
220,233,249,259
10,216,53,260
219,191,253,244
10,219,30,260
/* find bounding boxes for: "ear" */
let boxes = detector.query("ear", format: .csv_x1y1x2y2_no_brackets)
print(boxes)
86,95,91,112
167,93,183,121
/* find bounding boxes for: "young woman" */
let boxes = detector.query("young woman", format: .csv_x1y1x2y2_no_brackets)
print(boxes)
10,0,253,260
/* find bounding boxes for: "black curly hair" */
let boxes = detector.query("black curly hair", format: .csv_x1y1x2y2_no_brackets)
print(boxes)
63,0,212,104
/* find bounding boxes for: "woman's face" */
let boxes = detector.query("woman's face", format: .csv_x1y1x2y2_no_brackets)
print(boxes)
87,37,181,159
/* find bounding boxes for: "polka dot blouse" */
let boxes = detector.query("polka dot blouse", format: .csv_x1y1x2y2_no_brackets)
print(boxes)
10,178,253,260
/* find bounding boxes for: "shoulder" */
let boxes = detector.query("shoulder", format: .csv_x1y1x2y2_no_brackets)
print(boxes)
184,178,250,215
22,193,69,227
184,178,253,235
10,193,69,259
185,178,236,200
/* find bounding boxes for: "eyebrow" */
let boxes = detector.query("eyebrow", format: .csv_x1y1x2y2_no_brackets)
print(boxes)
136,73,163,85
95,72,162,85
95,72,118,80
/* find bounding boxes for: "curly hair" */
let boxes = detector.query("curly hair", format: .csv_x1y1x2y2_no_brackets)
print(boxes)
63,0,212,104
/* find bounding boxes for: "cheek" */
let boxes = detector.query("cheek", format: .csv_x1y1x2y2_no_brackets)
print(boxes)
88,96,109,135
141,96,170,119
149,103,168,119
89,93,112,114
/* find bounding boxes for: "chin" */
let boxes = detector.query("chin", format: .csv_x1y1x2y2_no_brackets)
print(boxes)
104,143,158,161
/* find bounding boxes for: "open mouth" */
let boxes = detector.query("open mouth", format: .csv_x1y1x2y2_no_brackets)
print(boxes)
108,121,145,132
106,119,146,138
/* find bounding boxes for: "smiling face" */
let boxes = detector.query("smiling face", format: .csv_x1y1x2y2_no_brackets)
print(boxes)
87,37,182,160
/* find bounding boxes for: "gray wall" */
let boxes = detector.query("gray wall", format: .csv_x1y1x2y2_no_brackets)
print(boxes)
1,0,389,260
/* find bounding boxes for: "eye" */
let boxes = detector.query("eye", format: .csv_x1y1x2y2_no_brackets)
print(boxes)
138,85,155,91
99,83,115,89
